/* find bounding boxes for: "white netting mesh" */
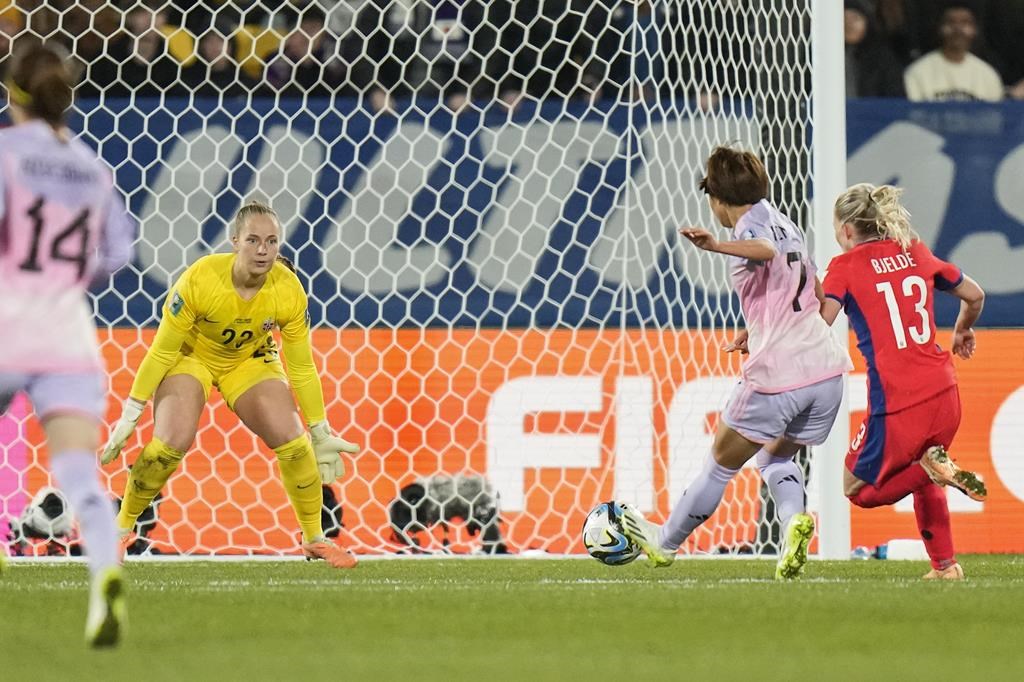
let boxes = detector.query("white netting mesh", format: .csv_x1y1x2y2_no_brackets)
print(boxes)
1,0,819,558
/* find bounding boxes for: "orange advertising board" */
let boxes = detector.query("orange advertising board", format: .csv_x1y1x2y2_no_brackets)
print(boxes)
3,328,1021,555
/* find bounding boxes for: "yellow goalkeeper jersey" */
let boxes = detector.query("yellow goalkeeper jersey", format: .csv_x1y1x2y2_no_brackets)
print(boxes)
127,253,326,423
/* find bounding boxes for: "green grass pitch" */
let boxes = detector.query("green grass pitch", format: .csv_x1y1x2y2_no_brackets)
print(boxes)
2,556,1021,681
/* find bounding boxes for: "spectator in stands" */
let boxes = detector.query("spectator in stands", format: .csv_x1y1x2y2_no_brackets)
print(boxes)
166,0,271,36
114,28,183,96
60,1,121,78
275,1,371,39
83,5,183,97
845,0,905,97
984,0,1024,99
903,4,1003,101
184,27,258,98
875,0,922,64
266,6,346,97
339,0,410,106
606,0,663,103
400,0,477,102
664,0,756,109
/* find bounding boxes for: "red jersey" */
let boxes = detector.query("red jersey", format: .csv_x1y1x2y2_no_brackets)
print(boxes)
823,239,962,415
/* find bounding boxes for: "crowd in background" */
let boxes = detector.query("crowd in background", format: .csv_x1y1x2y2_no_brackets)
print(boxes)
0,0,1022,109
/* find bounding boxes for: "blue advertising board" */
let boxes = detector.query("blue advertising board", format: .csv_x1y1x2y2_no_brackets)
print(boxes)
71,98,1023,328
846,99,1024,328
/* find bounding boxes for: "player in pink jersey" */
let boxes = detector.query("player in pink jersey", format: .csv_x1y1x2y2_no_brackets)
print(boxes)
822,183,986,580
0,43,134,644
619,146,852,579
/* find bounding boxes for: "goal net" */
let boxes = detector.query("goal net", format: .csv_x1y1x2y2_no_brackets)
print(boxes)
1,0,844,559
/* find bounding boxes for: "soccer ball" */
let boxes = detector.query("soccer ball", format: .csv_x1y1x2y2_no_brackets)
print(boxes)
582,501,640,565
16,487,74,540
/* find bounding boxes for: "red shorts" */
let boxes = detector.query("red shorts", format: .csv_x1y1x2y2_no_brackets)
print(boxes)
846,385,961,486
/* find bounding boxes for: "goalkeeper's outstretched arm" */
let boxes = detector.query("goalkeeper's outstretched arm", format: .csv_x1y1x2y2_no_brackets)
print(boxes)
102,273,196,465
279,293,359,483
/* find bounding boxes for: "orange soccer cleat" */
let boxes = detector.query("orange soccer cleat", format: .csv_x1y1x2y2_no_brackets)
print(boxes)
301,540,358,569
919,446,987,502
923,563,965,580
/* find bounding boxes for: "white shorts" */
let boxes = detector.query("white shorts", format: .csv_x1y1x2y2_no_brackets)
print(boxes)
722,375,844,446
0,371,106,422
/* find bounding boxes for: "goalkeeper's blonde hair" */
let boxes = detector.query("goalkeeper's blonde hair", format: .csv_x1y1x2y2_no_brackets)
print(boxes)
834,183,918,250
231,200,280,238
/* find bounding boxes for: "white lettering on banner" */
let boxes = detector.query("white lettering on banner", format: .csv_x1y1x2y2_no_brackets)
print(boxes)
483,371,990,515
990,385,1024,504
134,116,1023,303
323,121,454,294
487,375,743,512
136,126,243,287
614,376,654,512
587,118,758,294
138,125,323,290
487,376,603,511
949,143,1024,294
249,125,324,251
470,120,619,293
994,144,1024,227
665,376,740,504
847,121,953,249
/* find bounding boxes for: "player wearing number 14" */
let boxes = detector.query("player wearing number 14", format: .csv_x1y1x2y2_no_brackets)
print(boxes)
1,42,134,646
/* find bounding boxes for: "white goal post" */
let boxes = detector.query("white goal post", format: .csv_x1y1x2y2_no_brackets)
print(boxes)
0,0,849,559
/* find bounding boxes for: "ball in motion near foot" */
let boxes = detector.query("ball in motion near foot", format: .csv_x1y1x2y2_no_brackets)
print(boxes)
582,501,641,566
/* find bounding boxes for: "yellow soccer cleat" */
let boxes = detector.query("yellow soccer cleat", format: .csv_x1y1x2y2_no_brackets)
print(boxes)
919,446,987,502
85,566,126,648
302,540,358,569
619,504,674,568
923,563,965,580
776,512,815,580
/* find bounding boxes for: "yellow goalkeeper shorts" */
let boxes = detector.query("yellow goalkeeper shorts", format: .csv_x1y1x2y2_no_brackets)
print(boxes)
165,353,288,411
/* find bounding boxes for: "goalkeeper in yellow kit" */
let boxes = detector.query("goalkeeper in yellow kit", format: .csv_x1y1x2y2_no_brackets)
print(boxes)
102,201,359,568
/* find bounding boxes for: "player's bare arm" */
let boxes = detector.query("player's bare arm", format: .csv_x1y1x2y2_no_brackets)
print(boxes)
722,329,749,354
820,296,842,326
678,227,777,261
949,275,985,360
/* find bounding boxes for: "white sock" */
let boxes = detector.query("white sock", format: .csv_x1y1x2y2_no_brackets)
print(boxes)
658,454,739,551
50,451,119,576
756,449,806,530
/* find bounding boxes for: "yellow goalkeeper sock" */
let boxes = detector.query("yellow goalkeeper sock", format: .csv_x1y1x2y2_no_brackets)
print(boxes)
274,434,324,543
117,437,185,532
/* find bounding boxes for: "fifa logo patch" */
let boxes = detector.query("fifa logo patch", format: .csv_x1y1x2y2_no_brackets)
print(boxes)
169,291,184,316
261,318,275,332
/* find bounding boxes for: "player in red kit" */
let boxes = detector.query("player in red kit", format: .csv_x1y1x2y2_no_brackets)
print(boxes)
821,183,986,580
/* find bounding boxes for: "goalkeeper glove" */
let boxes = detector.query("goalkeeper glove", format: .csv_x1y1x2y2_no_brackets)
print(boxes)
101,398,146,465
309,420,359,483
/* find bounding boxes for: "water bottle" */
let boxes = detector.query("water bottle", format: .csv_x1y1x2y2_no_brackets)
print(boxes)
851,545,872,560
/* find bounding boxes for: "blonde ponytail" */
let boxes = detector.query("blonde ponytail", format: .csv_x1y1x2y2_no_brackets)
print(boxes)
834,182,918,250
868,185,916,249
231,200,280,238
